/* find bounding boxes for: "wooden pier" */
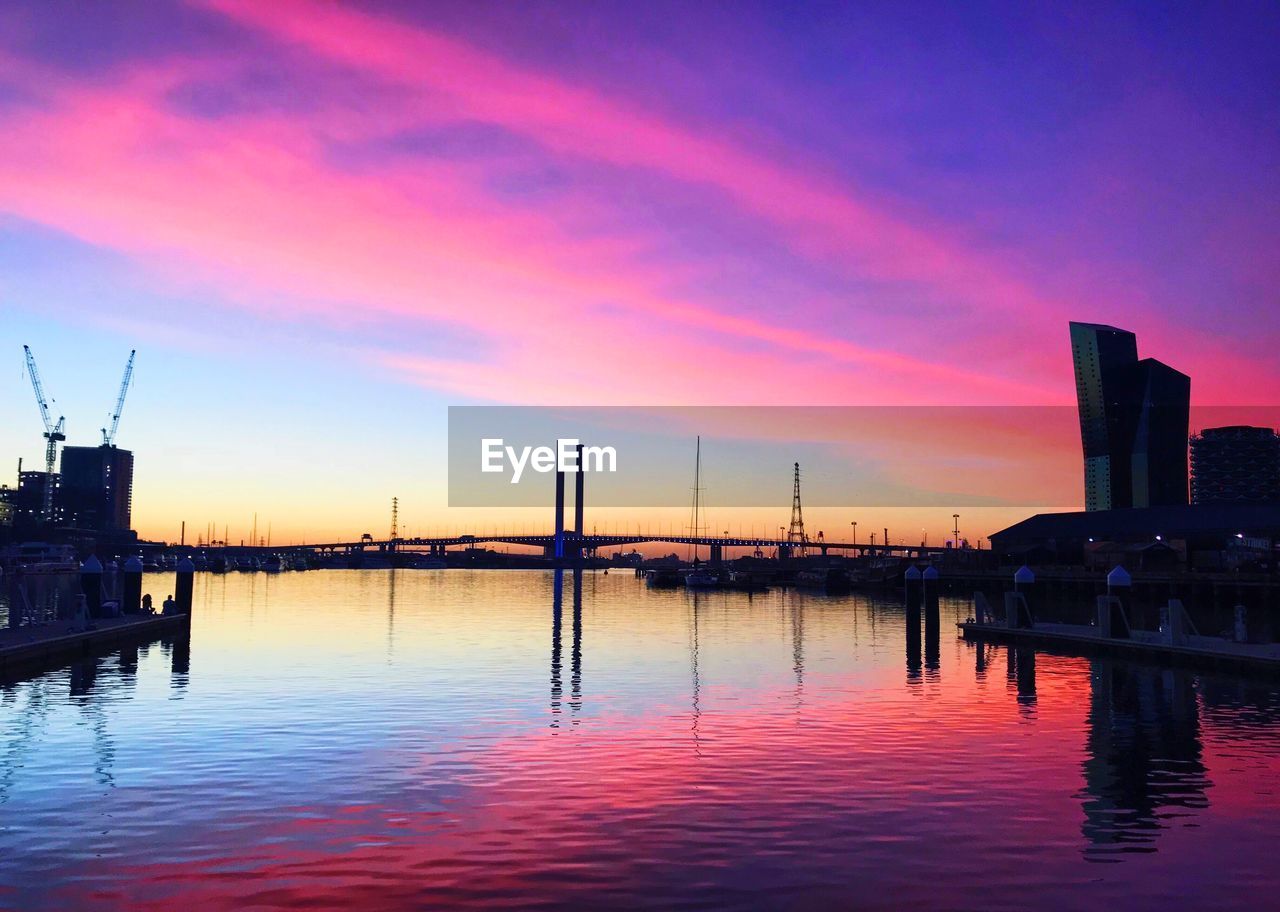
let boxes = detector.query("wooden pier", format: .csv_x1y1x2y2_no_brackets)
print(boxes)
0,613,190,680
959,619,1280,675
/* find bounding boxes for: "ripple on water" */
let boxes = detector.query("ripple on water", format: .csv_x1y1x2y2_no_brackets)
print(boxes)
1,569,1278,910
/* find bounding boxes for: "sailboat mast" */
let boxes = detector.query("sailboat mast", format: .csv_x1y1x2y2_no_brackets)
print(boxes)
689,435,702,563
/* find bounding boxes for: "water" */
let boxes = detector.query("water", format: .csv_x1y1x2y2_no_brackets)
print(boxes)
3,569,1279,910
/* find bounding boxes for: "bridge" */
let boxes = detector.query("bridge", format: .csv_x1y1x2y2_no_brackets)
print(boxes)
215,532,956,562
196,453,968,563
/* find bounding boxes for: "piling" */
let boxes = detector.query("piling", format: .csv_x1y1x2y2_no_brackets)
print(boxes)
175,557,194,614
1005,565,1035,628
122,556,143,615
554,466,566,559
574,443,585,538
81,555,103,619
904,564,922,610
1234,605,1249,643
922,565,939,615
1096,565,1131,639
922,565,940,668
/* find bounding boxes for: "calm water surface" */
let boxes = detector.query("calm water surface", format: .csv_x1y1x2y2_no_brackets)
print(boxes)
2,570,1279,910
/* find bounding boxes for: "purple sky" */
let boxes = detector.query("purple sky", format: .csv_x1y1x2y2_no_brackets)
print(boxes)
1,1,1277,539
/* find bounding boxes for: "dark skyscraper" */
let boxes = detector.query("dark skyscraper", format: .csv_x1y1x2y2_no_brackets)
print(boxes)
1190,426,1280,504
59,445,134,532
1069,322,1190,511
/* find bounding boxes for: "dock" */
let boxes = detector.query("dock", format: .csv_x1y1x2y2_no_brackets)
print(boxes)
958,619,1280,675
0,613,190,680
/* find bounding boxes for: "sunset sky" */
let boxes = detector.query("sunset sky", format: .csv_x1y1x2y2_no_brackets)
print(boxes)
1,1,1277,544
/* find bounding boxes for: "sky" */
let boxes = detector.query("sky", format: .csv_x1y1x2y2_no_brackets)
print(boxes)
1,0,1278,545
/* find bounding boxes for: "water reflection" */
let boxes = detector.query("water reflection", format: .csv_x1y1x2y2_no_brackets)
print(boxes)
688,591,702,756
1079,660,1209,860
550,571,564,728
791,599,805,710
905,605,921,684
549,570,584,728
1,573,1278,910
1011,648,1036,709
570,570,583,723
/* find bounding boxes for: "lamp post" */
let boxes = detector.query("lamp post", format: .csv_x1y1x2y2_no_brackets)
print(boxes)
851,520,857,547
953,513,960,548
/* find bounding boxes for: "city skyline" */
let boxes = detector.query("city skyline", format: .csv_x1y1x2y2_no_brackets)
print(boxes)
2,1,1279,542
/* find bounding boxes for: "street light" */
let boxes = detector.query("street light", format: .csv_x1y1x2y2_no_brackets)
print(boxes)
851,520,857,546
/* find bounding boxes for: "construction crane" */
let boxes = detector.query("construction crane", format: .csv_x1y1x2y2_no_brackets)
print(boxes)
22,344,66,524
101,349,136,446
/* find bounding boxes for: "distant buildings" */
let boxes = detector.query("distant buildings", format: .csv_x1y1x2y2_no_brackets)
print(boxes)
12,470,63,529
0,445,134,543
1191,426,1280,504
1069,322,1190,510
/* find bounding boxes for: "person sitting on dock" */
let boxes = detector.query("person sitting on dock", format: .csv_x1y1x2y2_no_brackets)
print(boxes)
142,593,154,614
162,594,177,615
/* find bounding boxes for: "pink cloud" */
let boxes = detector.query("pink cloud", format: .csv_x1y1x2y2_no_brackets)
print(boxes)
2,3,1276,408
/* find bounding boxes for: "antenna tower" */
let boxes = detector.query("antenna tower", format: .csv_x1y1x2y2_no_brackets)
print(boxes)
788,462,808,556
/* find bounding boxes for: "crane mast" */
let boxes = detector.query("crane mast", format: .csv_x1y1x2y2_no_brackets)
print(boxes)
102,349,136,446
22,345,66,523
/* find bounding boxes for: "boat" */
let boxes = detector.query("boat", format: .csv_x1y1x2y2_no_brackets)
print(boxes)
645,567,682,588
6,542,78,573
681,435,719,590
684,567,720,589
727,569,771,591
262,556,283,573
795,566,852,594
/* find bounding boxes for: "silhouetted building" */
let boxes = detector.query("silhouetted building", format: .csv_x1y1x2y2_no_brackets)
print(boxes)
12,471,62,532
989,502,1280,570
1069,322,1190,510
1191,426,1280,504
0,486,14,542
59,445,134,533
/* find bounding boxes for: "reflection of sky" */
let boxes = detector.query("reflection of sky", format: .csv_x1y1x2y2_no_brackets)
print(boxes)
3,572,1280,908
1,1,1279,541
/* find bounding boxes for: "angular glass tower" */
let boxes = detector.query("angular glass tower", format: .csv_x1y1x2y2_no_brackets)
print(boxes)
1069,322,1189,510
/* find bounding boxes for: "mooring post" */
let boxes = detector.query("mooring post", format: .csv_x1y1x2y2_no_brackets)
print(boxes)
1007,565,1035,628
175,557,195,614
574,443,585,542
122,555,143,615
554,465,565,560
1100,566,1131,637
80,555,103,619
922,565,939,616
904,564,922,611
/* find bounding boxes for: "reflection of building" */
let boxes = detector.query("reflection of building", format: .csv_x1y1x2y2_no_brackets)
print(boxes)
1191,426,1280,505
59,445,134,533
1079,660,1208,858
1070,322,1190,511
